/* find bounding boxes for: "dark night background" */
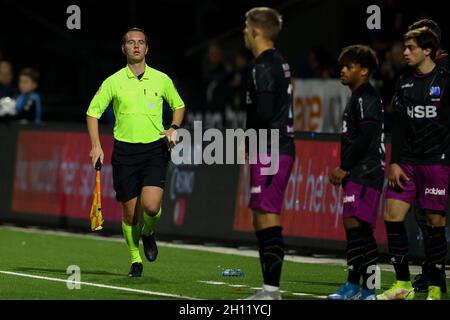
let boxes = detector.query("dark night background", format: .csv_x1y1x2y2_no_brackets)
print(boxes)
0,0,448,124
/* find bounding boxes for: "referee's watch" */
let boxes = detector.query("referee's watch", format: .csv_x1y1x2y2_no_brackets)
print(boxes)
170,124,179,130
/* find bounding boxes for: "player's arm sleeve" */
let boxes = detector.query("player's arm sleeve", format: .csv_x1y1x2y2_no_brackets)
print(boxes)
253,64,276,127
86,78,113,119
390,79,406,164
341,95,379,171
163,76,185,111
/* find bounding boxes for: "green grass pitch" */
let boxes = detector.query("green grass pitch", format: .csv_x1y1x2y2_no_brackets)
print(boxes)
0,227,442,300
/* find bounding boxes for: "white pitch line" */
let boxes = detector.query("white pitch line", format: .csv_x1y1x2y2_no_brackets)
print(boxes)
227,284,247,288
0,225,431,275
291,292,310,296
0,270,201,300
292,292,326,299
197,281,325,299
198,280,227,285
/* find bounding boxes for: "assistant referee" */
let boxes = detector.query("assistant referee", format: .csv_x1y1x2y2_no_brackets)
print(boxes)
86,27,185,277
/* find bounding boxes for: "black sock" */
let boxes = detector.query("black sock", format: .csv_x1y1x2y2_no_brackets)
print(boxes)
385,221,410,281
426,226,447,287
417,211,430,277
361,224,378,290
256,226,284,287
345,226,366,285
421,226,430,277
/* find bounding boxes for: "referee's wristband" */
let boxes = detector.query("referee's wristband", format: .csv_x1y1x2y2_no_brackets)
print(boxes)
170,124,180,130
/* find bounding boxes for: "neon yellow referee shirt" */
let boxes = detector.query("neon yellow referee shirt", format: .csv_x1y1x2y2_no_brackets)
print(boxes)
86,64,185,143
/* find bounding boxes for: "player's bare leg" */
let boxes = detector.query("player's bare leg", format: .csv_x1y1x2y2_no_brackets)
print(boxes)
253,210,280,230
141,186,164,262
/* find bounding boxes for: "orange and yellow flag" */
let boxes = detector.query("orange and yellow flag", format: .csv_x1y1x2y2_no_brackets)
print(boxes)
90,170,103,231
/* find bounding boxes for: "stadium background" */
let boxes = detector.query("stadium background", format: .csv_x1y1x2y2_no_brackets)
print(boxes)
1,0,450,276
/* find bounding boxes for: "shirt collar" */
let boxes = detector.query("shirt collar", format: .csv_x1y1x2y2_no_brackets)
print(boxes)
125,64,150,79
353,82,370,94
413,65,437,79
255,48,275,62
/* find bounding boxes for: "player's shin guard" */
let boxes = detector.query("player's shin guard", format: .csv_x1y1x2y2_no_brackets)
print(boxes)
345,226,366,285
361,226,378,290
256,226,285,288
142,207,162,236
385,221,410,281
426,226,447,288
122,222,142,263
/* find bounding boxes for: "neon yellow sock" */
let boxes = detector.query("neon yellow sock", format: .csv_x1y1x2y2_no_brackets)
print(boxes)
142,207,162,236
122,222,142,263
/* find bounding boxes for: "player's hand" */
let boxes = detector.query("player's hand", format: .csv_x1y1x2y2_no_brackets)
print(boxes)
330,166,348,186
160,128,177,151
389,163,409,190
89,146,104,168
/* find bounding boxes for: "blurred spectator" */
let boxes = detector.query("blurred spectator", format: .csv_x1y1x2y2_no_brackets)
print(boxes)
202,42,233,115
297,47,338,79
0,61,16,99
229,48,252,111
379,41,407,82
377,41,408,133
15,68,42,125
0,96,16,121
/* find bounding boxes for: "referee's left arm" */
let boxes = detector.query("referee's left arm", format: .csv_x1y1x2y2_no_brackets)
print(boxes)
160,76,185,145
171,107,185,128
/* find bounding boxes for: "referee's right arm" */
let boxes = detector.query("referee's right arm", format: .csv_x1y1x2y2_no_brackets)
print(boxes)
87,116,103,166
86,79,113,167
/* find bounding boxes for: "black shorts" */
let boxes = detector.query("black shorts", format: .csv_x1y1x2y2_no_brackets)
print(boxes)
112,138,170,202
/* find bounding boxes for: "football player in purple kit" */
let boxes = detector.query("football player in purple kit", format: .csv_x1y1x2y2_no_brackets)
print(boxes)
242,7,295,300
327,45,384,300
377,27,450,300
406,19,448,294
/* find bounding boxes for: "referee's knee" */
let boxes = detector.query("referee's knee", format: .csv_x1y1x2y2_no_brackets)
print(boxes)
142,203,160,217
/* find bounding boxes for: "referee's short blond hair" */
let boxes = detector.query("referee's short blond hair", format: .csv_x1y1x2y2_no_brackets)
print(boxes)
246,7,282,42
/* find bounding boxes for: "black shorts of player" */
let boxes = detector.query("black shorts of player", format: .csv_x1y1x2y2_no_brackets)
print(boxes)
112,138,170,202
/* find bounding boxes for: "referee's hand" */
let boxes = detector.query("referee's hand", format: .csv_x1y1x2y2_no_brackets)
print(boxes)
160,128,177,151
89,146,104,168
